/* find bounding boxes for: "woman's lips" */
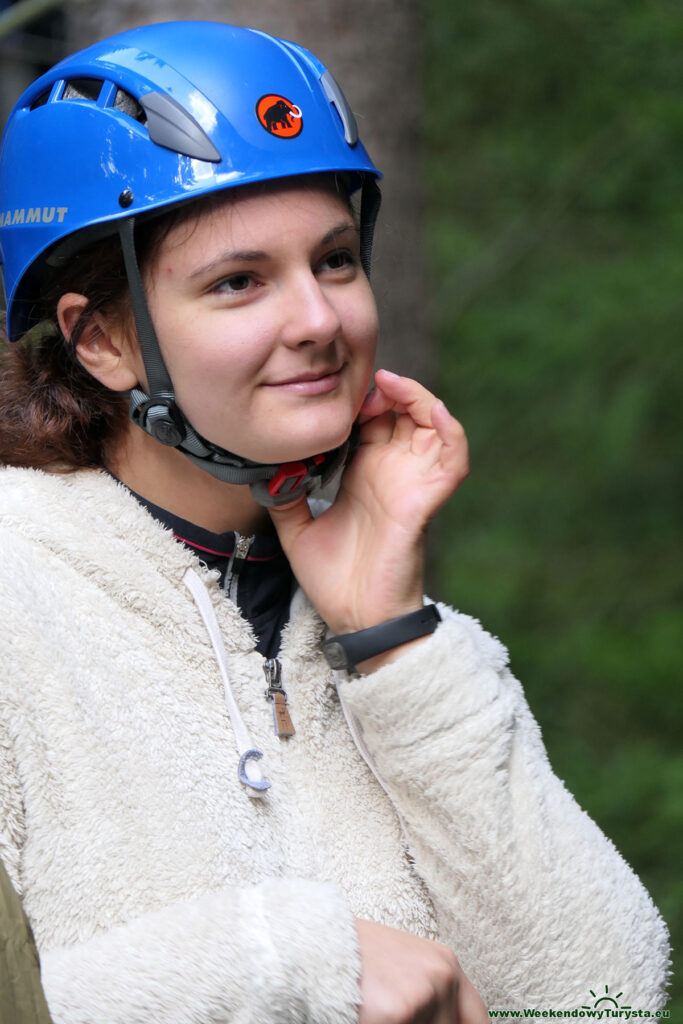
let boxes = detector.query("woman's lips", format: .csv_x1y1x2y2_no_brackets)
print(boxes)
265,367,343,395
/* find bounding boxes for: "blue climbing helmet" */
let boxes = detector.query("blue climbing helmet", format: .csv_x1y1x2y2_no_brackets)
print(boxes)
0,21,382,504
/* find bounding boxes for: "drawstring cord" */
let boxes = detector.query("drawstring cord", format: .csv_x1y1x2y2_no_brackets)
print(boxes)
183,567,271,797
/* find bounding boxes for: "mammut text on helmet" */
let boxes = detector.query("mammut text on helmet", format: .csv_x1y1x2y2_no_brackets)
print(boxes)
0,207,68,227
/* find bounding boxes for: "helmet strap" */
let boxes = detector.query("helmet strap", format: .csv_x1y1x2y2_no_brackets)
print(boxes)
359,177,381,279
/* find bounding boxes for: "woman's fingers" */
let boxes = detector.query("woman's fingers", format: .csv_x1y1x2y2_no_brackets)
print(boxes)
356,918,489,1024
458,974,491,1024
372,369,445,428
357,382,392,423
267,491,314,553
431,399,470,480
358,409,397,446
359,372,469,480
360,371,462,441
358,370,434,426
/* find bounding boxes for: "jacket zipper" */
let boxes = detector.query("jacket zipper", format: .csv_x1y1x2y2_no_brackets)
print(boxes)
263,658,295,738
224,532,255,603
223,535,295,740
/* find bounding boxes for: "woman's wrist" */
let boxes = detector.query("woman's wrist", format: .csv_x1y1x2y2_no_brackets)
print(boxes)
323,604,441,674
327,597,425,639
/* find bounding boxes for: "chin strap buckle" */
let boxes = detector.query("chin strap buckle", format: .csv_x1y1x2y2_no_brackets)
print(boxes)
267,455,325,499
251,428,359,508
129,388,186,447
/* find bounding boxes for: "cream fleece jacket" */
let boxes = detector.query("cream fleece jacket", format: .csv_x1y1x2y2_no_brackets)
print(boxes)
0,467,670,1023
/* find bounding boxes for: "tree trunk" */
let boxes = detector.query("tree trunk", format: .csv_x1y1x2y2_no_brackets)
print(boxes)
66,0,431,385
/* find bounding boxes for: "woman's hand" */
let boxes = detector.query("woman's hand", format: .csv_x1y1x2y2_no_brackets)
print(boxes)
356,919,489,1024
269,370,469,641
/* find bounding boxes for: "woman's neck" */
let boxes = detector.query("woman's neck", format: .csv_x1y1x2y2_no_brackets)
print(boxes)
106,423,272,535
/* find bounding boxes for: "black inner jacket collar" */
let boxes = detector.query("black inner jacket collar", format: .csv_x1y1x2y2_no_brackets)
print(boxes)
120,483,294,659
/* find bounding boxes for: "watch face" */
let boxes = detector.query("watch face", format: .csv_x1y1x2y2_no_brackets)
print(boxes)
323,640,348,671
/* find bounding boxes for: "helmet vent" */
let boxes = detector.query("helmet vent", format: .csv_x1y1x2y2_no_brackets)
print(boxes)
62,78,104,103
113,88,147,126
320,71,358,147
29,89,51,111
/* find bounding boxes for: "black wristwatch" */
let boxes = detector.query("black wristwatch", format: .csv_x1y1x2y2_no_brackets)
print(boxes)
322,604,441,673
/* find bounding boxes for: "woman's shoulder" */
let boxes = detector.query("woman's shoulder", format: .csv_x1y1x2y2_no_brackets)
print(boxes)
0,465,114,519
0,467,214,677
0,467,119,551
1,464,138,530
0,465,191,579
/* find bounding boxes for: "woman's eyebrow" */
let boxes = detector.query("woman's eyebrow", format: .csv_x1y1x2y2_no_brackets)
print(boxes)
189,222,358,279
190,249,267,278
320,221,359,245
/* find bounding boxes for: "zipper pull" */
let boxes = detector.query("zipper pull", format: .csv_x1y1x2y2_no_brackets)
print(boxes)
224,532,255,601
263,658,295,738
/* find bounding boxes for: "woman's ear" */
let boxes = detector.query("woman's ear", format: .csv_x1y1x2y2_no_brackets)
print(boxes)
57,292,142,392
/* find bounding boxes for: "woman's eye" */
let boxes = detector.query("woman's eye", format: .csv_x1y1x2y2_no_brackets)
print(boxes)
320,249,355,272
214,273,253,294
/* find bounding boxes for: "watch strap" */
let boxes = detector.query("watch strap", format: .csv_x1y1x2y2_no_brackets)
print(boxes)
322,604,441,673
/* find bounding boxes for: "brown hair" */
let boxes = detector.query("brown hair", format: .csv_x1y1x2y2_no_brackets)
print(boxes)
0,210,189,471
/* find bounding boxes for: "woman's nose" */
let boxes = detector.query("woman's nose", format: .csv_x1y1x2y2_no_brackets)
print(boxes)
280,271,341,349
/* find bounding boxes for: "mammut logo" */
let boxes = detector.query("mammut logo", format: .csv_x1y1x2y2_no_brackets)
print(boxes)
0,207,68,227
256,95,303,138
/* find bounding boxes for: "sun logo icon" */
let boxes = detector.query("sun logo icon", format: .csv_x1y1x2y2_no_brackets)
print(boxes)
582,985,632,1011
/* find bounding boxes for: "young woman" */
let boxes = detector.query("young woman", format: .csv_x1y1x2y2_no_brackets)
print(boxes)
0,20,670,1024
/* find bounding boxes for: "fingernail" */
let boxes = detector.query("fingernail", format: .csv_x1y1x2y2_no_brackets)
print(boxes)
379,369,399,379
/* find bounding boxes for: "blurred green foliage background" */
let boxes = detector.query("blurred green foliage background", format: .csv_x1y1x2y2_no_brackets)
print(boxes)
424,0,681,1010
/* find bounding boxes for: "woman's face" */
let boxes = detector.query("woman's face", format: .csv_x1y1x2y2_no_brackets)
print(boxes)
141,179,379,464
